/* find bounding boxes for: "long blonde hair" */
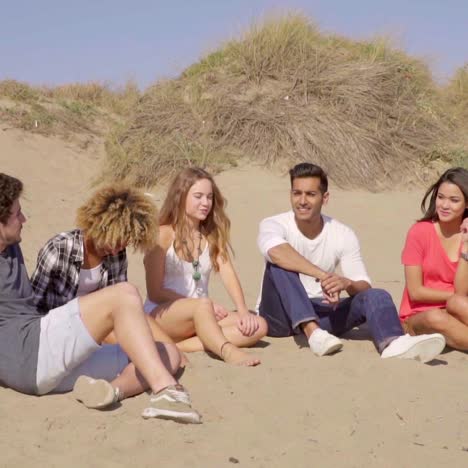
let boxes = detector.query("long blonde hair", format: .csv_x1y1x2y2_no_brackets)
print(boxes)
159,167,232,271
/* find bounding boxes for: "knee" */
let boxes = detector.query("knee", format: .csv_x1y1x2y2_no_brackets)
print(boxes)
267,262,298,281
356,288,394,308
359,288,391,300
194,298,213,314
198,297,213,309
447,294,468,316
114,282,139,297
423,309,450,332
113,282,141,307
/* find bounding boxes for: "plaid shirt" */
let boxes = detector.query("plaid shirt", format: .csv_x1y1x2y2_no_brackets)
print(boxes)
30,229,127,314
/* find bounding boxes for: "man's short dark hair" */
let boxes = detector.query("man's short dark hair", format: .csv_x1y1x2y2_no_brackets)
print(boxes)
0,173,23,224
289,163,328,193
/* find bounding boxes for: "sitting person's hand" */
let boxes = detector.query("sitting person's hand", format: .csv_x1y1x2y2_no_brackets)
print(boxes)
321,273,350,297
237,312,260,337
212,302,229,321
461,218,468,245
179,351,190,369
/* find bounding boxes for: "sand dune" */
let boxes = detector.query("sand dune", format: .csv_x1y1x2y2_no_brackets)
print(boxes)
1,129,468,468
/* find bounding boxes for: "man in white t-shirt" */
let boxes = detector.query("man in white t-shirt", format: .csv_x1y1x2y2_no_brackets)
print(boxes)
257,163,445,362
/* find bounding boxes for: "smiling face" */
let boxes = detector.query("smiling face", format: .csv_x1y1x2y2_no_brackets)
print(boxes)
185,178,214,224
290,176,328,223
0,198,26,249
435,182,467,223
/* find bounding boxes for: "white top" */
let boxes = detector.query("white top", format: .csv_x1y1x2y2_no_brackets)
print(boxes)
143,242,212,313
77,263,103,296
257,211,371,301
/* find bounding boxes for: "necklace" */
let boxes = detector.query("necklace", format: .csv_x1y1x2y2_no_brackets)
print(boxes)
183,230,203,281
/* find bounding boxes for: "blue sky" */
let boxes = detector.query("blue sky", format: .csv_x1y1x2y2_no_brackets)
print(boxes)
1,0,466,88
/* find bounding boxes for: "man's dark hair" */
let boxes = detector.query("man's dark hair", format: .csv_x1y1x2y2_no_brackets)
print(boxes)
0,173,23,224
289,163,328,193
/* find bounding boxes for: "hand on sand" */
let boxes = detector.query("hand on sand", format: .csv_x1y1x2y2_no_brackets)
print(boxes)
221,342,261,367
213,302,229,321
179,352,191,369
237,313,260,337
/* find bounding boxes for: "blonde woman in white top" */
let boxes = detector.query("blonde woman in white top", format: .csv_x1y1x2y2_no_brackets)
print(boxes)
144,167,267,366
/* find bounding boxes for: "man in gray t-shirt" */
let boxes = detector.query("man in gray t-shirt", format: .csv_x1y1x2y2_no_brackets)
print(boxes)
0,242,41,393
0,173,202,423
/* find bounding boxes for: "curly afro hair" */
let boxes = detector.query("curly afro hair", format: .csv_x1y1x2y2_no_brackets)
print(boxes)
76,184,158,252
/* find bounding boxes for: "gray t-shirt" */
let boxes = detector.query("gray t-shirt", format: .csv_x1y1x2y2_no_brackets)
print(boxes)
0,243,41,394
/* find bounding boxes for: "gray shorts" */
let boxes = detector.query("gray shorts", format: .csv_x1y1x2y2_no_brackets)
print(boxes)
36,298,129,395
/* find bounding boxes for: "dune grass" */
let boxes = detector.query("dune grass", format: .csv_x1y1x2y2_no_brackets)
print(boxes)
0,79,140,137
439,64,468,168
0,14,465,183
102,14,458,189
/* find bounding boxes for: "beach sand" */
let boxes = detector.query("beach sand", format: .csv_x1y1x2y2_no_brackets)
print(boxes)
1,129,468,468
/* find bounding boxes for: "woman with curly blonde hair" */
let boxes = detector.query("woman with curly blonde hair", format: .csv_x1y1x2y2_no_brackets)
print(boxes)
144,167,267,366
32,184,158,313
30,184,192,410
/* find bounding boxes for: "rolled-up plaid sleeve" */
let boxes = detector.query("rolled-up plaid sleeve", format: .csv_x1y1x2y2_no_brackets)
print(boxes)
30,241,59,313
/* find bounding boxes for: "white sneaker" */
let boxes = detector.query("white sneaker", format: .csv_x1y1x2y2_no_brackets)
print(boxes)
308,329,343,356
73,376,118,409
381,333,446,363
142,385,202,424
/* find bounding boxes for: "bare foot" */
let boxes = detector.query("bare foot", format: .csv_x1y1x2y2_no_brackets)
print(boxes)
221,343,261,367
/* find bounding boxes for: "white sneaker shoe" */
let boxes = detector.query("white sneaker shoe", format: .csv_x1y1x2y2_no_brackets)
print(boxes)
73,375,118,409
308,329,343,356
381,333,446,363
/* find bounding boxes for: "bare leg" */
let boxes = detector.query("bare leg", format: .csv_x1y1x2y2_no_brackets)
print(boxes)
104,314,175,344
177,311,268,352
406,308,468,350
110,342,181,399
301,320,320,339
447,294,468,326
78,282,177,393
152,298,261,366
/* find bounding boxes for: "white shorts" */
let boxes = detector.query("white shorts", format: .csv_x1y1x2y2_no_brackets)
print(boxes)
36,298,129,395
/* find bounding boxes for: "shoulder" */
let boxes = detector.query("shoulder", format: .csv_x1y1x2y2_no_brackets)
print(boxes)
260,211,293,228
43,229,79,250
406,221,433,238
324,216,358,239
158,225,174,249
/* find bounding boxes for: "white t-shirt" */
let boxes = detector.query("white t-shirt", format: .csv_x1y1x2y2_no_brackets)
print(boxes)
257,211,371,300
77,264,103,296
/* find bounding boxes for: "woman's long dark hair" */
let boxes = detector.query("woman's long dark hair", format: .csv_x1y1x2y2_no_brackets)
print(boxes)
419,167,468,222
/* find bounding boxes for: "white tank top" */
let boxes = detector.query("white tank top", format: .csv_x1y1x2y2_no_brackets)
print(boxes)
77,263,102,296
143,242,212,313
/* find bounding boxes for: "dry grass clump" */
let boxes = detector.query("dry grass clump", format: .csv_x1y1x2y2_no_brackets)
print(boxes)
443,64,468,122
0,79,140,138
103,14,453,189
439,64,468,168
42,80,141,116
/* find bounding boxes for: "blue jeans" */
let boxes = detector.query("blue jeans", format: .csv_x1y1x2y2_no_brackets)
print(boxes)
258,263,404,353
